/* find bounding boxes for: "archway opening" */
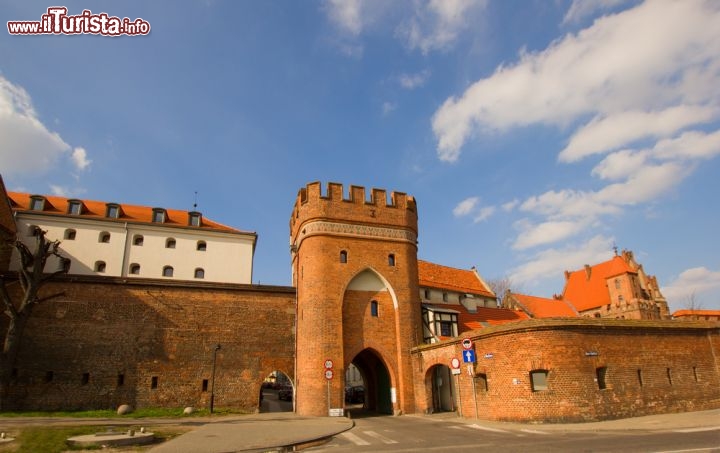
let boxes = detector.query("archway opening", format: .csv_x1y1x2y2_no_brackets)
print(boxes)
426,365,456,413
259,370,293,413
347,349,392,416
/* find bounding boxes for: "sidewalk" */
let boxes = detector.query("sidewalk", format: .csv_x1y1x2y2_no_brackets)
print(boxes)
419,407,720,433
148,412,353,453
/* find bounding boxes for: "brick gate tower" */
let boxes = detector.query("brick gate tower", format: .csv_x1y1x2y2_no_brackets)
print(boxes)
290,182,422,416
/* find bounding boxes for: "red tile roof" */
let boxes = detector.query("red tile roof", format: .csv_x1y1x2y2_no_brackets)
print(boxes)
424,303,528,334
562,255,635,312
672,309,720,318
510,292,578,318
8,192,253,235
418,260,495,297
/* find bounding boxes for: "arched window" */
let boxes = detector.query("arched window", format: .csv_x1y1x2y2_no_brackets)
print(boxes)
166,238,176,249
162,266,174,277
64,229,76,240
133,234,144,246
196,240,207,251
370,300,379,317
99,231,111,243
194,268,205,279
388,254,395,266
94,261,106,273
129,263,140,275
340,250,347,263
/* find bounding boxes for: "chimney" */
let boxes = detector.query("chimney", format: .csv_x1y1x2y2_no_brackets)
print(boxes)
564,270,571,280
584,265,592,280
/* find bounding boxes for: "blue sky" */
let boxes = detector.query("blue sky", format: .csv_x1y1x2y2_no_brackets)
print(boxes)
2,0,719,312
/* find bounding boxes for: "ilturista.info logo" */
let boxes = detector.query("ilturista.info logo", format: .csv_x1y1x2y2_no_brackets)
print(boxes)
7,7,151,36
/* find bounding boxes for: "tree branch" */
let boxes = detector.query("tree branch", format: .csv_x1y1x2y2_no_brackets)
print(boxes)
36,291,66,304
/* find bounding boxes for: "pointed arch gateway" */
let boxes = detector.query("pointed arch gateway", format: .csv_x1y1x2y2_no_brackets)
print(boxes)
342,268,399,415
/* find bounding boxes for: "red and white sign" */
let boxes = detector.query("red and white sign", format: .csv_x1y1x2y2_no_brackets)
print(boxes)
325,369,334,380
324,359,333,369
450,357,461,369
461,338,473,350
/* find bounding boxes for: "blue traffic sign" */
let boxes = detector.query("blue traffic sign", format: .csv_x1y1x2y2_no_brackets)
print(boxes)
462,349,476,363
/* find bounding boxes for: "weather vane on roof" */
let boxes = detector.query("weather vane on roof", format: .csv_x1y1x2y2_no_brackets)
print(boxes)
193,191,198,210
613,242,618,256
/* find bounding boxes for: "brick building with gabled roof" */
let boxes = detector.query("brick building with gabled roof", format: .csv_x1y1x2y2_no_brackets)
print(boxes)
561,250,670,319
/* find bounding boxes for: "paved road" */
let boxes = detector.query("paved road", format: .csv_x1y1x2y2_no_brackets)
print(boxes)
308,413,720,453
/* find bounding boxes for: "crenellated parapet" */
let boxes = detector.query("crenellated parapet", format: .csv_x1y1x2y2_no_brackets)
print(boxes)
290,181,418,249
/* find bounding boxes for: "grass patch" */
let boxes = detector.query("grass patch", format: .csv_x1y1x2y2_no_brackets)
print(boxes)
0,426,188,453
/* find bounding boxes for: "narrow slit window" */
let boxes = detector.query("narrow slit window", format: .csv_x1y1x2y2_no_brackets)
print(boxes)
388,254,395,266
340,250,347,263
596,366,607,390
667,367,673,385
370,300,379,317
117,374,125,387
151,376,158,389
693,366,699,382
637,369,643,387
81,372,90,385
202,379,209,392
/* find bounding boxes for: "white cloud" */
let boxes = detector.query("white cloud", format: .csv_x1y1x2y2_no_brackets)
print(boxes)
591,149,649,180
324,0,364,35
397,0,488,54
559,105,717,163
453,196,478,217
0,75,71,175
512,219,589,250
382,101,397,116
432,0,720,162
71,147,91,171
502,199,519,212
509,235,614,285
473,206,495,223
662,267,720,310
399,70,430,90
563,0,630,25
652,129,720,161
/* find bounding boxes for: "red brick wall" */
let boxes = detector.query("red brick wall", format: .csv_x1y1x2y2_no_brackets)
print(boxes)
4,276,295,412
414,319,720,422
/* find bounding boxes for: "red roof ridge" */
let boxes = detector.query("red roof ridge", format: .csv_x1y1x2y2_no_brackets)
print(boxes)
418,259,495,297
8,191,254,235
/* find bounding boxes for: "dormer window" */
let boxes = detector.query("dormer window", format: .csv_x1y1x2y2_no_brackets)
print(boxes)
29,196,45,211
152,208,166,223
188,211,202,227
106,203,121,219
67,199,83,215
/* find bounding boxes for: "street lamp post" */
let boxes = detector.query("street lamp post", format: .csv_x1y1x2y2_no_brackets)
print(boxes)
210,344,221,414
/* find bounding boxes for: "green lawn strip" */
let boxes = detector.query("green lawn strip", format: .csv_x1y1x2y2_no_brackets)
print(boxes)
0,407,247,418
10,425,186,452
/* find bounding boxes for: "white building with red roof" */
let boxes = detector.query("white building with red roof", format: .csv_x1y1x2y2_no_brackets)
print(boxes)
7,192,257,284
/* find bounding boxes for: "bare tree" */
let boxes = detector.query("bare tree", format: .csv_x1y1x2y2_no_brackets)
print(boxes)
486,276,516,307
683,291,704,312
0,227,69,409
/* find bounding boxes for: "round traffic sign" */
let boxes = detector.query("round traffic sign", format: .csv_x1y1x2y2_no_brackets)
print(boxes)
461,338,472,350
325,369,334,380
450,358,460,369
324,359,333,369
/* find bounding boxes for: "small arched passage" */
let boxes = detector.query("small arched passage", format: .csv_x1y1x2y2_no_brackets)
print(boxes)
426,364,456,413
347,349,393,415
259,370,293,413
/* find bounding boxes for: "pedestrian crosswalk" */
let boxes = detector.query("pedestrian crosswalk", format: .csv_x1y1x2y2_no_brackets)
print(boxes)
337,423,549,447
